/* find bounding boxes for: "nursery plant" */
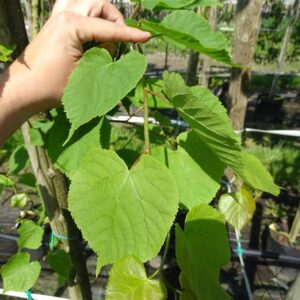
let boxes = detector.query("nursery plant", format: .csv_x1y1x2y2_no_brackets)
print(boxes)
0,0,280,299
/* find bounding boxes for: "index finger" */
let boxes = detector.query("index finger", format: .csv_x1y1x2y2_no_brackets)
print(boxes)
100,1,125,25
75,16,151,44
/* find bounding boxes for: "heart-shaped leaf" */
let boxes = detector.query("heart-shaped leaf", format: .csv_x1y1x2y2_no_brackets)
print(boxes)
106,256,166,300
62,48,147,141
219,186,256,232
47,249,72,286
176,204,230,300
68,149,178,268
1,253,41,292
17,220,44,250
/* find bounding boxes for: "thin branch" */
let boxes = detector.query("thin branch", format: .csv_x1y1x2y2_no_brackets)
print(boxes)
143,87,151,155
145,88,170,104
149,232,170,280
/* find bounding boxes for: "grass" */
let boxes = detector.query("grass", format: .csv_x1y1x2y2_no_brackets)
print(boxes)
245,139,300,192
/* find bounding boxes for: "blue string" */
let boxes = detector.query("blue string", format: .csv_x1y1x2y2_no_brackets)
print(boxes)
50,231,77,250
25,290,32,300
235,237,245,256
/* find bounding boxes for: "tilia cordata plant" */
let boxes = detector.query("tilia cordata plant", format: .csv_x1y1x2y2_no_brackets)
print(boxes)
1,0,280,299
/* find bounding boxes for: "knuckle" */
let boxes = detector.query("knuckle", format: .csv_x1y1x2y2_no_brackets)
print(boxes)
55,11,78,26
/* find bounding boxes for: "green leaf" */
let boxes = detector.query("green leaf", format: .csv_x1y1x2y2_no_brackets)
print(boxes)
140,11,232,65
128,79,171,109
179,273,197,300
163,72,243,176
138,0,195,10
68,149,178,268
17,220,44,250
0,252,41,292
18,173,36,188
10,193,28,209
62,48,147,141
0,175,14,187
47,249,72,286
29,119,53,147
152,132,224,209
48,110,111,178
187,0,221,9
8,146,29,175
176,204,230,300
0,44,16,62
219,186,256,232
241,151,280,196
106,256,167,300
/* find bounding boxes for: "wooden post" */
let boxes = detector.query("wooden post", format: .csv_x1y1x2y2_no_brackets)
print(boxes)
269,0,300,99
1,1,92,299
199,6,217,88
186,50,200,86
227,0,263,131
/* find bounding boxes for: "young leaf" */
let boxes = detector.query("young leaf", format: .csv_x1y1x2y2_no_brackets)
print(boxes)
0,44,16,62
219,186,256,232
68,149,178,268
106,256,167,300
163,72,243,176
8,146,29,175
11,193,28,209
62,48,147,141
141,11,233,65
0,252,41,293
47,249,72,286
17,220,44,250
152,131,224,209
138,0,195,10
47,110,111,178
29,119,53,147
241,152,280,196
0,174,14,187
176,204,230,300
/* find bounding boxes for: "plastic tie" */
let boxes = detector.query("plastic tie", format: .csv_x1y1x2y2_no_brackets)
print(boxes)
50,231,77,250
235,238,245,256
25,290,33,300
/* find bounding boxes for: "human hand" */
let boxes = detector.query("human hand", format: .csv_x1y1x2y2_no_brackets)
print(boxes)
17,0,150,109
0,0,150,146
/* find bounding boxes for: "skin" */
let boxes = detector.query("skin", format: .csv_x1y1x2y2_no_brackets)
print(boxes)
0,0,150,147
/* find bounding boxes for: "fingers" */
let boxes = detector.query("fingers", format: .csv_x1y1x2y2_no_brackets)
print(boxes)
75,16,151,44
100,1,125,25
52,0,125,25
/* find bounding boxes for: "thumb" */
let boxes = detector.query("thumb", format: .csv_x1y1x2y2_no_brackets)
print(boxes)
75,16,151,44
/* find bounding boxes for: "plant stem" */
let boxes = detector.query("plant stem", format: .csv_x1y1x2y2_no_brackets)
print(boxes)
143,87,151,155
145,88,169,104
149,232,170,279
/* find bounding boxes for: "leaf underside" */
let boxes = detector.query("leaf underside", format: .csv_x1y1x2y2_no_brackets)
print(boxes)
62,48,147,141
176,204,230,300
106,256,166,300
68,148,178,269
